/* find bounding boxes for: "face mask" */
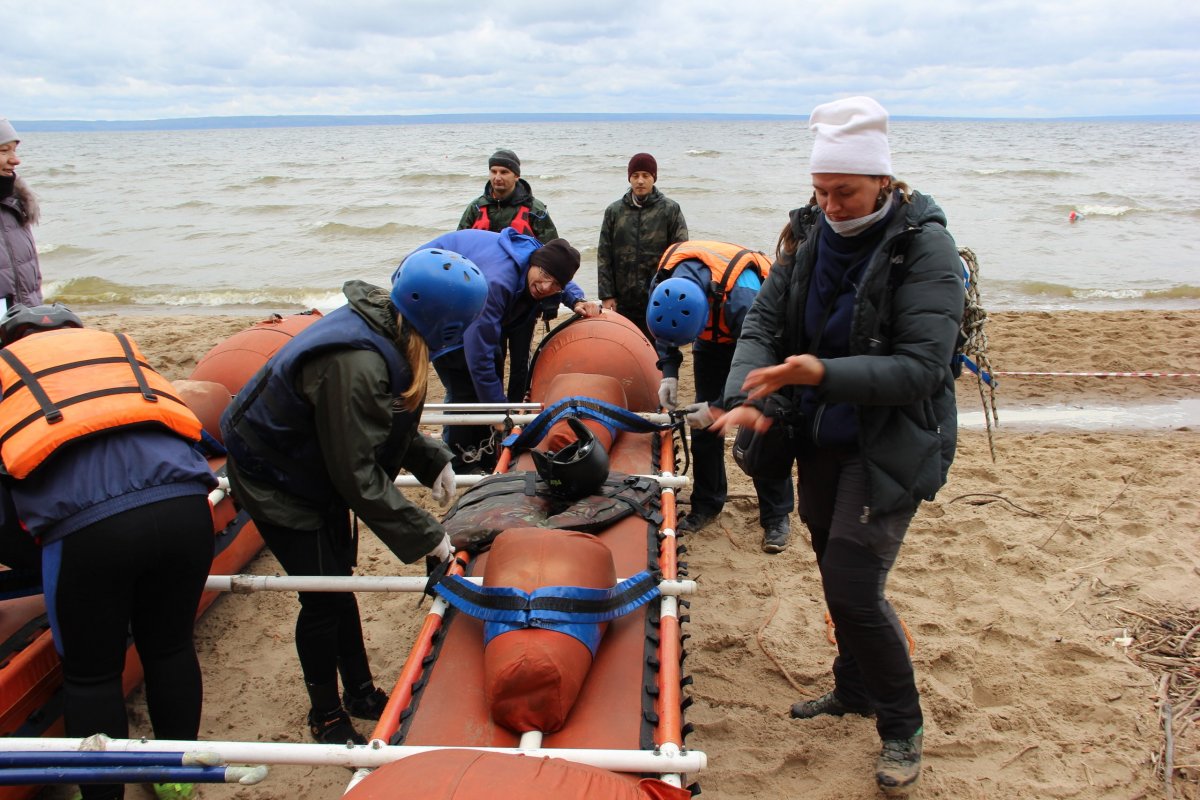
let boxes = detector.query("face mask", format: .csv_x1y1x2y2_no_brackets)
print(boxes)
826,190,894,237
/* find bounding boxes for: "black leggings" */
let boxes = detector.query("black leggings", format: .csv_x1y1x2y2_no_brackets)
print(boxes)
796,449,922,740
255,511,373,700
46,494,213,800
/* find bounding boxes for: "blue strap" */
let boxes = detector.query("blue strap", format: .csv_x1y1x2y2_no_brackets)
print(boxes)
959,354,996,387
502,396,672,450
434,571,661,656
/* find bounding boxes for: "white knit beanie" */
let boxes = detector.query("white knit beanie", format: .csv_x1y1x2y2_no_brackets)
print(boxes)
808,96,892,176
0,119,18,146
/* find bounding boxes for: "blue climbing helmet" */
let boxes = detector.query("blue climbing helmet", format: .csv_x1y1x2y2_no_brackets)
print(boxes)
647,277,708,347
391,248,488,358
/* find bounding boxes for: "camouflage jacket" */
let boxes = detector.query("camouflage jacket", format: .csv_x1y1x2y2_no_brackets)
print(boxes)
457,178,558,244
597,188,688,311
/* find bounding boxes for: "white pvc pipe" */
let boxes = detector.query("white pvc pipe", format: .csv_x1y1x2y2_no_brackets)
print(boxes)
204,574,698,596
422,412,673,426
425,403,542,412
3,738,708,774
518,731,544,750
392,473,689,489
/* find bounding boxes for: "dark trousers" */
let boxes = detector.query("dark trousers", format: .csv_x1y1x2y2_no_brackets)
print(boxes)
796,448,922,740
498,314,536,403
256,511,373,704
690,346,793,525
432,348,500,473
45,495,213,800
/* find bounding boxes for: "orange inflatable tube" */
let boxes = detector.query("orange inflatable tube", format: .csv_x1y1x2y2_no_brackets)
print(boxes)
344,749,691,800
482,528,617,734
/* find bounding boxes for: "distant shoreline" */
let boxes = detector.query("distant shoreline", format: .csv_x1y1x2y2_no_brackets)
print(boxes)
15,112,1200,132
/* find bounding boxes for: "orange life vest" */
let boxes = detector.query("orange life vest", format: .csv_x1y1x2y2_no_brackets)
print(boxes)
655,240,773,344
0,328,202,479
472,204,534,236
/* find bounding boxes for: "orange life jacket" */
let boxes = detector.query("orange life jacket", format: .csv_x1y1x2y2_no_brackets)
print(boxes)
656,240,773,344
472,204,534,236
0,328,202,479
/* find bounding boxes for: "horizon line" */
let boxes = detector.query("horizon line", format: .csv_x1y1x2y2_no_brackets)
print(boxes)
14,111,1200,132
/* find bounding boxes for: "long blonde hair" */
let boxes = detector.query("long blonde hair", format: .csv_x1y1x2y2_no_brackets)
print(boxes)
397,322,429,412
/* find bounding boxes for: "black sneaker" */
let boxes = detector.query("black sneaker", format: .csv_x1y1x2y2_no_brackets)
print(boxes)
790,690,874,720
875,728,923,795
761,518,790,553
343,686,388,720
307,706,366,745
677,510,716,533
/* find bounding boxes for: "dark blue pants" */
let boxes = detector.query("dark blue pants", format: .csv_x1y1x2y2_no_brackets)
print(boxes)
690,345,793,525
796,448,922,740
432,348,500,473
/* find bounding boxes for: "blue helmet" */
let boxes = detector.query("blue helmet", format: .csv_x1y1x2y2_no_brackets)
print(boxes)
647,277,708,347
391,248,488,358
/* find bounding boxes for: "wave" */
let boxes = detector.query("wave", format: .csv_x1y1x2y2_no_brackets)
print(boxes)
1007,280,1200,301
37,243,96,258
310,221,429,238
44,276,346,311
1071,204,1135,217
685,149,721,157
970,167,1073,178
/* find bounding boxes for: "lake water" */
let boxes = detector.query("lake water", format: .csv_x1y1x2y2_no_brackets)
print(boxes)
18,119,1200,315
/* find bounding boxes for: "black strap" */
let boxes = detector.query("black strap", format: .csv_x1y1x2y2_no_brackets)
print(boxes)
115,332,157,402
0,348,63,424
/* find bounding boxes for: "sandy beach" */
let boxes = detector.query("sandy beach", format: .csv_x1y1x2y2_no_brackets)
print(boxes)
47,308,1200,799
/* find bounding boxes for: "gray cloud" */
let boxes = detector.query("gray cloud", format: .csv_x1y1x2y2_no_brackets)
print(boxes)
7,0,1199,119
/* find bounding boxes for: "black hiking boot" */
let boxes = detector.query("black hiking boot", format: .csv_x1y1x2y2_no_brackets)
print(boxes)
875,728,923,795
790,691,874,720
307,706,366,745
677,509,717,533
761,518,790,553
343,685,389,720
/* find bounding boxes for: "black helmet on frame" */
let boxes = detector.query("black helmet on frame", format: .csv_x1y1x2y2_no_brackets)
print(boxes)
530,416,610,500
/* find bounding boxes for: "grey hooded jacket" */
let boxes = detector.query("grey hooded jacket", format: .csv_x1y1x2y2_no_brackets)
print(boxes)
0,177,43,306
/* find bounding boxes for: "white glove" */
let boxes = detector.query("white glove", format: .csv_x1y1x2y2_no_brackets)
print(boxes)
426,532,452,562
658,377,679,410
683,402,716,429
430,463,457,507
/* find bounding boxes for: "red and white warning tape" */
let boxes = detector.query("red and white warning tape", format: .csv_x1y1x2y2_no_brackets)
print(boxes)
995,371,1200,378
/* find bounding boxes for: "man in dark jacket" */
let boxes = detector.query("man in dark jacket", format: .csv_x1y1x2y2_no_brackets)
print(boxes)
458,148,560,400
597,152,688,342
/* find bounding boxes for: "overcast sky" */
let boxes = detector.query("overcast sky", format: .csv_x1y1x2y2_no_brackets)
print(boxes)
7,0,1198,121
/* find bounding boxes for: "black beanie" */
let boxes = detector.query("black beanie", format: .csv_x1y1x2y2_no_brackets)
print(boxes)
488,149,521,176
529,239,581,287
627,152,658,180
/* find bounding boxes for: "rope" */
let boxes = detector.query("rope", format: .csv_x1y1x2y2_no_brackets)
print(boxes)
959,247,999,461
995,371,1200,378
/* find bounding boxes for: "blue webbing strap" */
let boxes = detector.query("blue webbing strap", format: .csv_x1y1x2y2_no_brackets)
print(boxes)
434,571,661,656
501,396,672,451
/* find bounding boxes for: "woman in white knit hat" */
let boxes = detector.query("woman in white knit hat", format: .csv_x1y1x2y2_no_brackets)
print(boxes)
0,119,44,310
712,96,965,795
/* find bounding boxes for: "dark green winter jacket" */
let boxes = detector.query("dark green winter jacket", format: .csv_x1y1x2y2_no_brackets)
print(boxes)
225,281,451,562
597,188,688,314
723,191,963,516
457,178,558,244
